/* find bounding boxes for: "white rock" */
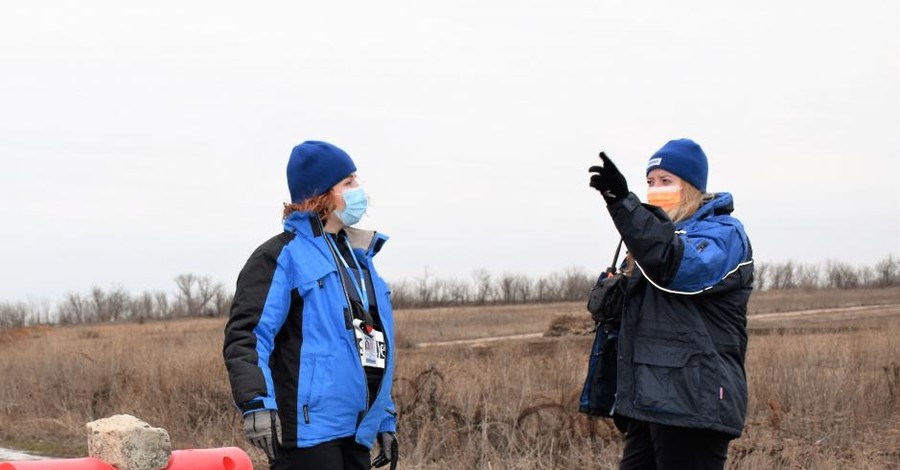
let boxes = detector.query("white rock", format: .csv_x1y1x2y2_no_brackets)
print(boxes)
86,415,172,470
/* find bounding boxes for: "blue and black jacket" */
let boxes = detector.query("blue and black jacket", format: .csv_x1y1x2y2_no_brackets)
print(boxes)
609,192,753,437
223,211,396,449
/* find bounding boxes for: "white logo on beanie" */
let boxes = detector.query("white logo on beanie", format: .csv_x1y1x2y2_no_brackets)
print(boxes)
647,157,662,169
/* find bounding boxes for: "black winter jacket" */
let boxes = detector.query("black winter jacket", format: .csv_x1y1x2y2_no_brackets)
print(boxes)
610,192,753,437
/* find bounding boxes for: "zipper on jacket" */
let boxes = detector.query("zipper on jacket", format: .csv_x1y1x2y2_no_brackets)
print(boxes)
303,404,310,424
323,232,356,329
322,226,372,413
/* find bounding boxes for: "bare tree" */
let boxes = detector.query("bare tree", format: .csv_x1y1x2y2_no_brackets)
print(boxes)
196,277,223,316
174,274,200,317
213,288,233,317
472,269,493,305
533,277,549,302
154,291,171,319
754,262,769,291
429,279,449,306
26,297,52,325
562,267,593,301
874,254,899,287
771,261,796,290
442,278,471,305
857,265,875,288
172,274,227,317
539,272,566,302
497,273,517,303
131,292,155,324
795,263,821,290
415,268,434,307
58,292,89,325
387,279,413,309
513,275,533,303
90,286,109,322
106,286,131,322
824,260,858,289
0,302,28,328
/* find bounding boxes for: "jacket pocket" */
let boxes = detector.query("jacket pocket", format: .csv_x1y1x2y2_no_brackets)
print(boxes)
632,342,701,416
300,356,334,415
716,354,748,431
296,260,338,296
296,261,351,329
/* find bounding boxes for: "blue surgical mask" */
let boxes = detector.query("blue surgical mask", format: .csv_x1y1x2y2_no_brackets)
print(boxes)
335,186,368,226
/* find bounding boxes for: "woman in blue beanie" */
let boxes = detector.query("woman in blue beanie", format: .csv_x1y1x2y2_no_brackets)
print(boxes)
224,141,399,470
588,139,754,470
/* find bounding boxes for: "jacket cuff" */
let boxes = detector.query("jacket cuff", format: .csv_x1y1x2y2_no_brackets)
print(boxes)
377,409,398,433
607,192,642,215
239,398,277,415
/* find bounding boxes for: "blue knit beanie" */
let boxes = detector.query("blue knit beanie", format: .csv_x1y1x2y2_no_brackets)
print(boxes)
286,141,357,203
646,138,708,192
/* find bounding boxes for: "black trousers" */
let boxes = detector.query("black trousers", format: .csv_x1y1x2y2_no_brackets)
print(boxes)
272,437,370,470
619,419,732,470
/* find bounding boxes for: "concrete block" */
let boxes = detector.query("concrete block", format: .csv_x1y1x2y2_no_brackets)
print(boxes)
86,415,171,470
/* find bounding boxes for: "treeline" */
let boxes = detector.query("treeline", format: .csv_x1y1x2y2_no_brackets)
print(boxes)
1,255,897,328
389,267,595,308
755,256,899,291
388,255,899,308
0,274,230,329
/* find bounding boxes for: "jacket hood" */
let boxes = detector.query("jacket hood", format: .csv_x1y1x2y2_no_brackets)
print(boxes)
687,192,735,222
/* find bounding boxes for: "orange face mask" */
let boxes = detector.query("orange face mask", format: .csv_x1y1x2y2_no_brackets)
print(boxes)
647,185,682,211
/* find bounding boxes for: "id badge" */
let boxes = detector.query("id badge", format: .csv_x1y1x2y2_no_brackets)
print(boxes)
354,327,386,369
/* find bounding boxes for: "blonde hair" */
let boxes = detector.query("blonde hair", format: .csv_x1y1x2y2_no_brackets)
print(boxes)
665,182,704,223
623,182,707,276
282,191,336,220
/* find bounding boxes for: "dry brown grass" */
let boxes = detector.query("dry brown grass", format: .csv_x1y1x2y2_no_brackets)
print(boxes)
393,337,622,469
745,287,900,315
1,288,899,469
393,302,587,347
731,315,900,469
0,319,242,457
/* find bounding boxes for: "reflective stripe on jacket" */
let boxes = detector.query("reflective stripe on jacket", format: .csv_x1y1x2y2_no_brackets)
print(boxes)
609,192,753,437
223,211,396,449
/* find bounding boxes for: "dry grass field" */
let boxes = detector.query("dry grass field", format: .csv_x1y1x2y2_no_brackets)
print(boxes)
1,287,899,469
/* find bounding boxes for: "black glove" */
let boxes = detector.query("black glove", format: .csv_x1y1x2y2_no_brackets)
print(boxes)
371,432,399,469
243,410,281,462
589,152,629,204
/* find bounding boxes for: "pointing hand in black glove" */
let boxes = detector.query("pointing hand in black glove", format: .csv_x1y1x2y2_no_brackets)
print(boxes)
589,152,629,204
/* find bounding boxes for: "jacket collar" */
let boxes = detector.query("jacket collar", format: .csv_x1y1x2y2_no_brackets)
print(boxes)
344,226,389,256
283,211,324,238
689,192,735,221
283,211,389,257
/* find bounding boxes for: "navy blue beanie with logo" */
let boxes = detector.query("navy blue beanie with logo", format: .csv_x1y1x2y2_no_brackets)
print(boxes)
645,138,708,192
286,141,357,203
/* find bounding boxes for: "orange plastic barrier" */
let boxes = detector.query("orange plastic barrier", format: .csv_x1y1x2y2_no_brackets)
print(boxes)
0,458,115,470
166,447,252,470
0,447,252,470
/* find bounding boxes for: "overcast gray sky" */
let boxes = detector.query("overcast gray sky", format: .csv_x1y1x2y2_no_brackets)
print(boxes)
2,1,898,304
